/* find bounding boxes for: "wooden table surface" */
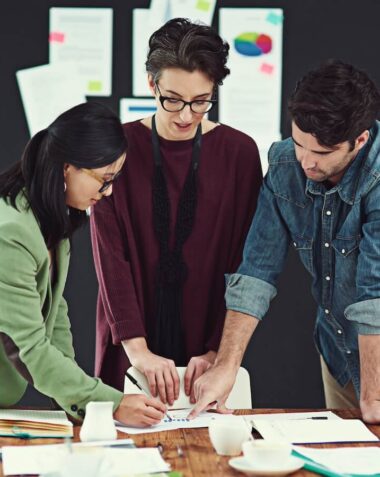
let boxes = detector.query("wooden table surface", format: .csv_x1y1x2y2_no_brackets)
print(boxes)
1,409,379,477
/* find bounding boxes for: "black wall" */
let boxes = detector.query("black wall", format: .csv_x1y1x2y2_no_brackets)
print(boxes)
1,0,379,408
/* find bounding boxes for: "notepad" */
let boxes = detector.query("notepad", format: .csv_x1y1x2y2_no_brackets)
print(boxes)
0,409,73,438
251,418,379,444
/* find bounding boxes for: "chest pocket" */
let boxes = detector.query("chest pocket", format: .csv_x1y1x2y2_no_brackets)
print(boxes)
292,235,313,275
332,237,360,257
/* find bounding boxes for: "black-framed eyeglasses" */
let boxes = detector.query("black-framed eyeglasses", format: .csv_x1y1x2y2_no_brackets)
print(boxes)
81,168,122,194
155,83,217,114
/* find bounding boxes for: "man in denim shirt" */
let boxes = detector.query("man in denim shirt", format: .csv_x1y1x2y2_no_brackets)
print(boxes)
189,61,380,423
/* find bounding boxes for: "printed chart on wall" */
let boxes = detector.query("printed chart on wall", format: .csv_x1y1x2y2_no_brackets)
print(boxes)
219,8,283,173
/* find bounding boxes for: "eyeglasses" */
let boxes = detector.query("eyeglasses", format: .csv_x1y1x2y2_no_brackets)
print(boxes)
81,168,122,194
155,83,217,114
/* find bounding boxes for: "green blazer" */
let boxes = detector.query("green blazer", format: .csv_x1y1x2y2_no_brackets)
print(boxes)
0,192,123,419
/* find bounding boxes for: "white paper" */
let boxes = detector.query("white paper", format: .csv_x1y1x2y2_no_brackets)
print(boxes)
120,98,157,123
116,410,241,435
219,8,283,174
243,411,341,422
294,446,380,475
148,0,171,31
0,409,72,426
16,63,86,136
2,445,169,476
169,0,217,25
49,7,113,96
252,418,379,444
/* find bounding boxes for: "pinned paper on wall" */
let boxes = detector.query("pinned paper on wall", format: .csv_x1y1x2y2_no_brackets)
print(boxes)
16,63,86,137
49,7,113,96
169,0,216,25
219,8,283,173
120,98,157,123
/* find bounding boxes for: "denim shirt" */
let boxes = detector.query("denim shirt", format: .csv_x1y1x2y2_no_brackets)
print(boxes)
225,121,380,395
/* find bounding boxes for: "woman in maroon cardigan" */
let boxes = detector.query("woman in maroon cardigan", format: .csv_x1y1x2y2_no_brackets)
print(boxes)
90,18,263,406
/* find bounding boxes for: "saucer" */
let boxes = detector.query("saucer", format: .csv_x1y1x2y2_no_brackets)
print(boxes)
228,456,304,476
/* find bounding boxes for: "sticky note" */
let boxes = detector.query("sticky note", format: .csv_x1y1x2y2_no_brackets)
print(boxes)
49,32,65,43
266,11,283,25
196,0,211,12
260,63,274,75
88,80,103,92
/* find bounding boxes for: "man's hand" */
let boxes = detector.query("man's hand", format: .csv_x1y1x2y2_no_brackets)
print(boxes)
123,337,180,405
114,394,167,427
187,364,236,418
184,350,216,403
358,334,380,424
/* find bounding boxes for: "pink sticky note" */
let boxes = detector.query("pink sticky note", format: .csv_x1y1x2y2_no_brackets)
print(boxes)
49,32,65,43
260,63,274,75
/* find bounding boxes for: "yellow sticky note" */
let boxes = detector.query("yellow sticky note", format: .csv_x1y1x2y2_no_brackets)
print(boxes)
88,80,103,92
196,0,211,12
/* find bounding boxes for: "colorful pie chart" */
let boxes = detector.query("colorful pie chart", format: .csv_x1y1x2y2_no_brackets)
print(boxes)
234,32,272,57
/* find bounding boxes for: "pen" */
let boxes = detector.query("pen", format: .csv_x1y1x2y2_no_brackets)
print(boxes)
307,417,328,420
125,371,173,422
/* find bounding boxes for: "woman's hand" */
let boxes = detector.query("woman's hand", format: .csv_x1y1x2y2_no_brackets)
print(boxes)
123,337,180,405
184,350,216,403
114,394,167,427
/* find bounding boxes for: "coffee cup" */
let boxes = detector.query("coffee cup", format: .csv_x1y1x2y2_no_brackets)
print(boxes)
208,417,252,456
242,440,292,468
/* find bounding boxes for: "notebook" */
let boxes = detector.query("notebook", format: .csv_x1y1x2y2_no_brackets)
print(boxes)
0,409,73,438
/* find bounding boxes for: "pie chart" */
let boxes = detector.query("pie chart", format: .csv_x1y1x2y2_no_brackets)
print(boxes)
234,32,272,57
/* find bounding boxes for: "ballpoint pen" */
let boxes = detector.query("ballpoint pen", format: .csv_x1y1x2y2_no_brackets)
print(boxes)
125,371,173,422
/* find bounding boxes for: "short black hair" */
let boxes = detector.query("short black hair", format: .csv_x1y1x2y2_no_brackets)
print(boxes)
288,60,380,148
0,102,127,249
146,18,230,86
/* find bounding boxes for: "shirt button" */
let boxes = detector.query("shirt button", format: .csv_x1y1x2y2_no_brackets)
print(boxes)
341,249,346,254
325,276,331,281
346,350,352,354
337,329,343,334
326,210,332,216
77,409,85,418
293,242,297,247
325,309,330,314
71,404,78,412
324,243,330,248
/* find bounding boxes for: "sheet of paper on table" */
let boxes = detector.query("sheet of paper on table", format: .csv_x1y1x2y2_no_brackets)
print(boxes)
293,445,380,475
2,444,169,476
251,418,379,444
243,411,341,422
116,410,244,435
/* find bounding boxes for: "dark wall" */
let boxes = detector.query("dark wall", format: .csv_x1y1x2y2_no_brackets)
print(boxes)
1,0,379,408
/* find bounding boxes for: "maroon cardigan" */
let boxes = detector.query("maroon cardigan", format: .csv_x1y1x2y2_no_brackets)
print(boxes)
90,120,263,390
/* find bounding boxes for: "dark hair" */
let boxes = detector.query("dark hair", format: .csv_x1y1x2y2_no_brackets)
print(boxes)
0,102,127,249
146,17,230,86
288,59,380,148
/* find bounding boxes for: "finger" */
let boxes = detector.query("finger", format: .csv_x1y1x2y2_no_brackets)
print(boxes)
163,367,175,406
171,365,180,400
190,366,204,404
145,397,167,414
156,370,167,403
146,370,157,397
216,401,234,414
184,360,195,396
141,416,162,427
187,394,214,419
144,405,166,421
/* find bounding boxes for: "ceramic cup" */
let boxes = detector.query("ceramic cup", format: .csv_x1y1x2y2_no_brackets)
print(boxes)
79,401,117,442
208,417,252,456
242,439,292,468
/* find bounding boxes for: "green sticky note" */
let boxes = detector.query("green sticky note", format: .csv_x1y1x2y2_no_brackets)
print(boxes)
88,80,103,92
196,0,211,12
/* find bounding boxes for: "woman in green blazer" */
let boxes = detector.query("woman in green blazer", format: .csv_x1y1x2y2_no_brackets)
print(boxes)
0,102,166,427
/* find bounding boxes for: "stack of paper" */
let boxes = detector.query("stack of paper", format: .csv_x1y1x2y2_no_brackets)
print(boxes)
0,409,73,438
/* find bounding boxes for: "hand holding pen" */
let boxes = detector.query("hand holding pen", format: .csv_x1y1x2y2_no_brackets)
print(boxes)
125,371,173,422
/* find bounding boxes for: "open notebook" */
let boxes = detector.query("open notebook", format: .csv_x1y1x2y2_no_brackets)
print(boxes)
0,409,73,438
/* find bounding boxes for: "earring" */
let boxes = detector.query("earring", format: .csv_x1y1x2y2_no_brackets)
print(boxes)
64,182,67,192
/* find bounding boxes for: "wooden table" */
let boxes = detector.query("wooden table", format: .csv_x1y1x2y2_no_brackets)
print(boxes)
1,409,379,477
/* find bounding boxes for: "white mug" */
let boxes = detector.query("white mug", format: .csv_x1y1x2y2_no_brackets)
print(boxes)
242,439,291,468
208,417,252,456
79,401,117,442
